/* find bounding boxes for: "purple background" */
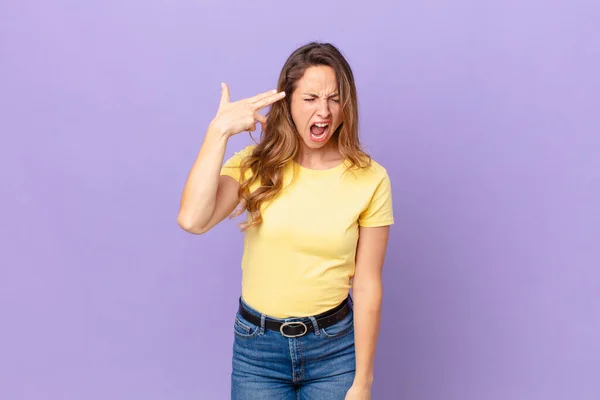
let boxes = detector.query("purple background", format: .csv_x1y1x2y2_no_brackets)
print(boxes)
1,1,599,399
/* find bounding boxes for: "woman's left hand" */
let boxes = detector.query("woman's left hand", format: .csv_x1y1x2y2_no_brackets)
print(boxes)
345,384,371,399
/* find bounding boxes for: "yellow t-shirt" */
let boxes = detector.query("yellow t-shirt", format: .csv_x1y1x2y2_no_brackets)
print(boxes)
221,145,394,318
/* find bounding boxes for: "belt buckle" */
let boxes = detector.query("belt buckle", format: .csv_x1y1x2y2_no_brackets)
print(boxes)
280,321,308,338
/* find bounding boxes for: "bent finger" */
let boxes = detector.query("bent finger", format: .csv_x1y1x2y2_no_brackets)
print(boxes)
254,112,267,125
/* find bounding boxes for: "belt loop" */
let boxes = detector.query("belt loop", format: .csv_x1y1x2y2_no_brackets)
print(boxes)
260,314,266,335
308,316,320,335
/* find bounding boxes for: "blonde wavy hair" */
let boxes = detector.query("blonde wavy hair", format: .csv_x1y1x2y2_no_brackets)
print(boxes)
232,42,371,230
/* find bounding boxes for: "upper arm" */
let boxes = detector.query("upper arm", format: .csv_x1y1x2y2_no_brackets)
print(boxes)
353,225,390,289
192,146,254,234
194,175,240,234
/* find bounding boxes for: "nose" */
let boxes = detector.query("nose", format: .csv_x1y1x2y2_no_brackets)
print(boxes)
316,98,331,118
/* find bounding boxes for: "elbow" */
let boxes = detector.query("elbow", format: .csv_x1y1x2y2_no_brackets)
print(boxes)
177,213,208,235
352,281,383,311
352,278,383,297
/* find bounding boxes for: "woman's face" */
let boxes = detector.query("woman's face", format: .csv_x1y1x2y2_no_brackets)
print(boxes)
290,65,342,150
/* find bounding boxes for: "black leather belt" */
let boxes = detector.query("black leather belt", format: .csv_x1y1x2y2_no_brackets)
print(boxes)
238,296,352,338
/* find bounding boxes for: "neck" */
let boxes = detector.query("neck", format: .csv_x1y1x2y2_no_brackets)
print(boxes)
296,140,342,169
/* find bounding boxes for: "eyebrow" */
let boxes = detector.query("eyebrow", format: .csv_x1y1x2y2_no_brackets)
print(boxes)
303,92,340,98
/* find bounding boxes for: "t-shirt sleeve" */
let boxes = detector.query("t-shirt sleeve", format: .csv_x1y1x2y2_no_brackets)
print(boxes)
220,145,255,183
358,171,395,227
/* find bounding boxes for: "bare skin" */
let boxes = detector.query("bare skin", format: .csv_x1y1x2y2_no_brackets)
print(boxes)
177,83,285,234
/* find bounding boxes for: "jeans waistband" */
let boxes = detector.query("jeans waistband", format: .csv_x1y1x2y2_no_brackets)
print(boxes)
239,296,351,323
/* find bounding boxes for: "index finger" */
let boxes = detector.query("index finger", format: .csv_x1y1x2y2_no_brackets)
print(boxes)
253,91,286,110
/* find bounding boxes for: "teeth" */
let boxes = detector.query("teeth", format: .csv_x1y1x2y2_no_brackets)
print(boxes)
315,123,328,128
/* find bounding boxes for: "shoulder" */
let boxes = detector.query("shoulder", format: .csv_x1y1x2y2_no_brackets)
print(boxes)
350,157,390,183
233,144,257,159
223,144,257,166
366,158,389,176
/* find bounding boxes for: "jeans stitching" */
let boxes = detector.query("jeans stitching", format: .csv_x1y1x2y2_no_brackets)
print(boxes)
321,312,354,338
234,316,251,332
234,316,259,338
288,338,298,384
297,338,305,382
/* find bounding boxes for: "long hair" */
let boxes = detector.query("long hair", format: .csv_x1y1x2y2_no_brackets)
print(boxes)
232,42,371,230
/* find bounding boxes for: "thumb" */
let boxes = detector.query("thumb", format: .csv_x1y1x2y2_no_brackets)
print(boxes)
220,82,230,106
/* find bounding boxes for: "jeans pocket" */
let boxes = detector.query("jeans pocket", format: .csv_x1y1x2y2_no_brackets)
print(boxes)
233,312,260,338
320,310,354,338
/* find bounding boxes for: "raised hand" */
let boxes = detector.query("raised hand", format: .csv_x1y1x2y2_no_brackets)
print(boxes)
210,83,286,138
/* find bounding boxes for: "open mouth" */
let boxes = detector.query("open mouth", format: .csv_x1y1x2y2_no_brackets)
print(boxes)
309,123,329,142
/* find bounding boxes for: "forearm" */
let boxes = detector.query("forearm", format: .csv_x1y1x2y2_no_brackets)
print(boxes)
352,280,383,387
177,123,230,231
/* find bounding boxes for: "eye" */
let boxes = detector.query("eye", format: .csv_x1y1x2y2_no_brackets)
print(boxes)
304,98,316,102
331,98,340,103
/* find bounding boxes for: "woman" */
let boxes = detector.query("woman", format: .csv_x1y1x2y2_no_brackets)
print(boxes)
178,42,393,400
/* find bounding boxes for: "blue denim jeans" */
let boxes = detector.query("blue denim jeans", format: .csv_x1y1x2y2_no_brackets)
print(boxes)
231,297,356,399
